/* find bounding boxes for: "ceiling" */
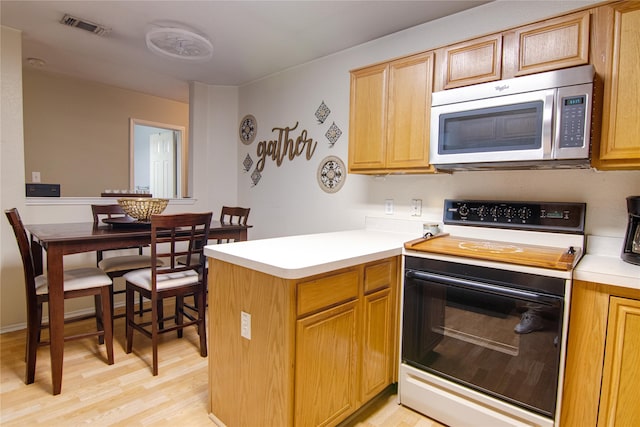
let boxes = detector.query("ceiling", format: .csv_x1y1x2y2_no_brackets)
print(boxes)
1,1,491,102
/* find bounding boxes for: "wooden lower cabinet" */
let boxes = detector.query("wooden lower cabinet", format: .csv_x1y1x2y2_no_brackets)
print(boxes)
561,280,640,426
208,257,398,427
295,301,359,426
597,296,640,427
361,287,394,402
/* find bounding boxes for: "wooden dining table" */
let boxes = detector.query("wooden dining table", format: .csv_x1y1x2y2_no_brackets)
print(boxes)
26,219,250,395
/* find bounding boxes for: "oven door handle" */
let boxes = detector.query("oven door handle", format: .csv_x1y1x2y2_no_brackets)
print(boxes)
405,270,559,305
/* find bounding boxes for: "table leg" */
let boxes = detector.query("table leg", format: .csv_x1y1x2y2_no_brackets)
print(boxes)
46,245,64,395
30,236,44,276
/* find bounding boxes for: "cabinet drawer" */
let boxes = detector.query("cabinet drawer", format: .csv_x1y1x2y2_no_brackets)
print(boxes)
297,270,359,317
364,259,395,294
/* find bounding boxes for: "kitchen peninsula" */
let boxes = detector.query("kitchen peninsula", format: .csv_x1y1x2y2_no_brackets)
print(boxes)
204,226,640,427
204,228,416,427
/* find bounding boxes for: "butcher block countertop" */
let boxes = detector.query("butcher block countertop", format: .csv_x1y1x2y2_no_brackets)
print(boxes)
404,234,580,271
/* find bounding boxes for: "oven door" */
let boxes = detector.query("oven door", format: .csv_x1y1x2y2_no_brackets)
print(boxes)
429,89,554,166
402,264,564,418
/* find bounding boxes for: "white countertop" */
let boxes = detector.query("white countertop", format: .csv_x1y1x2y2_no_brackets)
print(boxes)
204,229,416,279
204,224,640,290
573,235,640,290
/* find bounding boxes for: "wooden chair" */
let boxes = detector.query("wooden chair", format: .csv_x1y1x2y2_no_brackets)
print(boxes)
177,206,250,267
177,206,250,314
92,204,159,319
4,208,114,388
218,206,250,241
123,212,212,376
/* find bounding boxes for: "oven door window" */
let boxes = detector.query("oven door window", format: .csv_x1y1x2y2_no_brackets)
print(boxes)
438,101,543,154
402,272,563,418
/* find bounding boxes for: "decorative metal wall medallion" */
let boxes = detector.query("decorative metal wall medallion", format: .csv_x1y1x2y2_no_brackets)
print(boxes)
325,121,342,147
243,153,254,172
317,156,346,193
315,101,331,124
251,168,262,186
239,114,257,145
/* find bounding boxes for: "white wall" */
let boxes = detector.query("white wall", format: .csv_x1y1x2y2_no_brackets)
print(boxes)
1,26,29,330
232,0,640,241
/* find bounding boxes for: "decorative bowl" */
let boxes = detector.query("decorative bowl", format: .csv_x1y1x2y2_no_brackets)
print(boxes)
117,198,169,222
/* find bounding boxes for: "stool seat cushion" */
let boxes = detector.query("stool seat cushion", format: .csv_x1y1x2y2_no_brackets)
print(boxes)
98,255,162,273
124,268,199,291
35,268,112,295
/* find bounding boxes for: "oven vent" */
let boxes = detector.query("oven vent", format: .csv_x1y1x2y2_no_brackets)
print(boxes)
60,14,110,36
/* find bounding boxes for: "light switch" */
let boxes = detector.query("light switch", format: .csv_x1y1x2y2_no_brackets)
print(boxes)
32,172,41,183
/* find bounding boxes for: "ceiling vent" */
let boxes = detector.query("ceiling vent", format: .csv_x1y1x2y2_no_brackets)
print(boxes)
60,14,110,36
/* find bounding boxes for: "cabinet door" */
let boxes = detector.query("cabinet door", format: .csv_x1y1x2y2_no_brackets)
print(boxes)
598,296,640,427
594,2,640,169
386,52,434,170
348,63,388,171
361,288,393,402
438,34,502,89
295,300,358,427
560,280,610,427
506,11,590,77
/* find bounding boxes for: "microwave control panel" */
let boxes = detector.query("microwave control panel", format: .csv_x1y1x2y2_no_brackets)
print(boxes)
559,95,587,148
444,199,586,233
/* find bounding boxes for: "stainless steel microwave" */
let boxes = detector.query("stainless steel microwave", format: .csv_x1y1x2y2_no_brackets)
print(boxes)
430,65,595,171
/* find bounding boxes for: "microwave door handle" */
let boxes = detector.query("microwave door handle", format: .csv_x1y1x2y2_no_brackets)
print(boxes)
542,90,555,159
405,270,559,305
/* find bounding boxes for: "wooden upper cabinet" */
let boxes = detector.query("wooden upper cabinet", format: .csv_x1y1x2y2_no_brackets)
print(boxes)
505,10,590,77
349,52,434,174
386,52,434,170
437,34,502,90
348,63,387,171
434,10,590,91
592,1,640,170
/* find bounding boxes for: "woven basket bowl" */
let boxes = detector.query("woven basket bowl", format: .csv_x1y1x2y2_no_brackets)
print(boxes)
117,198,169,222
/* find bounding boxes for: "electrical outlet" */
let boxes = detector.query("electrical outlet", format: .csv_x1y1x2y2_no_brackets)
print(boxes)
411,199,422,216
32,171,41,183
240,311,251,340
384,199,394,215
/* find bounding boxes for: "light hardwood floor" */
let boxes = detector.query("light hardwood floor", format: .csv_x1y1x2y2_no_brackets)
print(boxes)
0,305,443,427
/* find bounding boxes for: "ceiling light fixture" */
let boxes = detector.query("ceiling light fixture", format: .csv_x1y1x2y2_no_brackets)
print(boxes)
145,28,213,61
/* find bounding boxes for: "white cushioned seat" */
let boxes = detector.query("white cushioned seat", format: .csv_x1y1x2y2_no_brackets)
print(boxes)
123,268,199,291
98,255,162,273
35,267,112,295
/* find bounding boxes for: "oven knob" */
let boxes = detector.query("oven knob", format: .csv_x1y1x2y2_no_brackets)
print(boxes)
518,207,532,221
490,206,502,218
477,205,488,218
504,207,517,219
458,204,470,217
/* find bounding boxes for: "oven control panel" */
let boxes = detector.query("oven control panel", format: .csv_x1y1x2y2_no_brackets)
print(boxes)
444,199,586,233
